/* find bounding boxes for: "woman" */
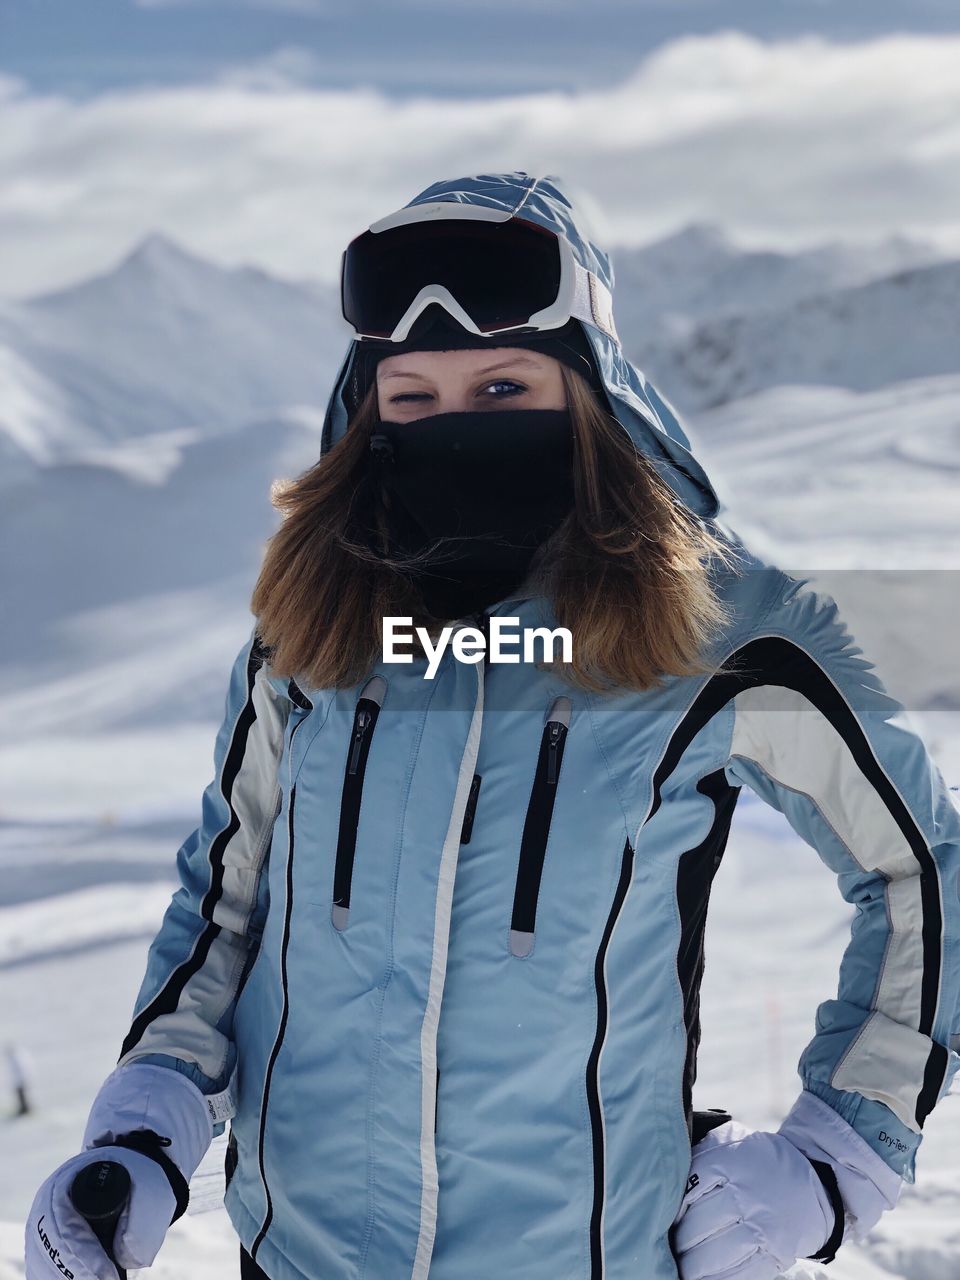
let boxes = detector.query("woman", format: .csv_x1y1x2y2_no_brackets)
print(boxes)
26,172,960,1280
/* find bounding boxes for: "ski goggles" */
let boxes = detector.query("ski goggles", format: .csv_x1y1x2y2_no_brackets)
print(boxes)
340,201,619,344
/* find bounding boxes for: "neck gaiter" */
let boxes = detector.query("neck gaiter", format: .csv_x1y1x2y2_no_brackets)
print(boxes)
367,406,575,620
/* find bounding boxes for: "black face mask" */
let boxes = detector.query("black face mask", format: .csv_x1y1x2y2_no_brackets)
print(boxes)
367,407,575,620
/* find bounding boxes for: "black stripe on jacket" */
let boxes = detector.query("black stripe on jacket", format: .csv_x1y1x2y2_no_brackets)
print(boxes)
119,633,269,1061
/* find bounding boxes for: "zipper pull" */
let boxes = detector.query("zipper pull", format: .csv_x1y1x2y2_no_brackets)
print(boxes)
544,696,572,786
348,707,372,775
546,722,563,785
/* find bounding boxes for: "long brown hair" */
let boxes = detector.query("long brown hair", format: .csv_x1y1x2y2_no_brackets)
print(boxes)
250,363,742,692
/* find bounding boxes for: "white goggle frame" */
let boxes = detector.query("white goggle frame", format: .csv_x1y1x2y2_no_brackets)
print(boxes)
340,200,619,345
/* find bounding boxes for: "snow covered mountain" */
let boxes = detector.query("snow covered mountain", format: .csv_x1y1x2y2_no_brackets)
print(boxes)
0,233,345,475
638,257,960,410
611,222,939,343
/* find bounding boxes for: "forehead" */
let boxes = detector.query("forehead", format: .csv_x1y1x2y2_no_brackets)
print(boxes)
376,347,554,380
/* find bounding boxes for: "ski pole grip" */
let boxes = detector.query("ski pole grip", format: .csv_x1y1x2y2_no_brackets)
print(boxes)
70,1158,131,1280
690,1108,734,1145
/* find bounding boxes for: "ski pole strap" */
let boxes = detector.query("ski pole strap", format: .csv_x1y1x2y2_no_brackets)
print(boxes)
804,1157,845,1265
112,1129,191,1225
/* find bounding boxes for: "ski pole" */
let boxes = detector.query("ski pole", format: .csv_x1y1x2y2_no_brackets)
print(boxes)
70,1159,131,1280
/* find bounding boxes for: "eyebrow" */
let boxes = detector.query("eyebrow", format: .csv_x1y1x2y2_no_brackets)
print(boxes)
381,354,542,381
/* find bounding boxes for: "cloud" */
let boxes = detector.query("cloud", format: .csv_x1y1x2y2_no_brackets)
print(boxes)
3,32,960,297
215,46,327,89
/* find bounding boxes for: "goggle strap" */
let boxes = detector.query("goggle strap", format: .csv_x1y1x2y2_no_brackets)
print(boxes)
572,261,619,344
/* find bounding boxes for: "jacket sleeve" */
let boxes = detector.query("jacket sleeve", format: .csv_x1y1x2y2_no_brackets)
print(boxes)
723,573,960,1181
115,625,291,1110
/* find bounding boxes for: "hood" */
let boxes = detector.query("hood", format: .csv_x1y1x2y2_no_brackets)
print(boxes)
320,170,721,520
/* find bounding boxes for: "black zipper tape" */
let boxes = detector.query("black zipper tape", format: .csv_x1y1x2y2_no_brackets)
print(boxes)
459,774,482,844
509,696,572,957
332,675,387,930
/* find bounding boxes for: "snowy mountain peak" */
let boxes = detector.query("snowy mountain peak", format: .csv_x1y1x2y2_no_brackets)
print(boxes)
23,230,235,318
120,230,210,275
108,230,236,298
0,231,343,462
639,222,735,263
641,255,960,410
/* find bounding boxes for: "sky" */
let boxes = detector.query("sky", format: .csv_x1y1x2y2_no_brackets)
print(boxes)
2,0,960,297
5,0,960,97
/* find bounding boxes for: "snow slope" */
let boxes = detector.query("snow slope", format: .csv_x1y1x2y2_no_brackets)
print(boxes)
0,406,326,682
1,236,958,1280
641,259,960,410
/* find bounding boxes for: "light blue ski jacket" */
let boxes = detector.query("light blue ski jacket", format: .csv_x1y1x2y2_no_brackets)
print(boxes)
118,173,960,1280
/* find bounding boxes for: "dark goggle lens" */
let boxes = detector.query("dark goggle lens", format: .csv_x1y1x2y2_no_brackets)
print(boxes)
341,217,562,338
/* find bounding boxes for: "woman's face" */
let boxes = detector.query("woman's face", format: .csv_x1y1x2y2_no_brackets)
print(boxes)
376,347,567,423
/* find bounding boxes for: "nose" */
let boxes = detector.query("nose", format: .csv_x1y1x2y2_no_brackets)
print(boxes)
429,389,473,415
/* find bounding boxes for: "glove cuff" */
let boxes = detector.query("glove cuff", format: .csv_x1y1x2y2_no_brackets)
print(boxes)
805,1158,846,1264
82,1062,213,1186
112,1129,192,1224
778,1089,902,1244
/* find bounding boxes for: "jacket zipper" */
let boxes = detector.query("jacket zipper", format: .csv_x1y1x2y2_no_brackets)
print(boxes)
437,613,488,1143
414,618,486,1280
332,674,387,930
285,687,316,856
286,690,315,786
509,695,573,957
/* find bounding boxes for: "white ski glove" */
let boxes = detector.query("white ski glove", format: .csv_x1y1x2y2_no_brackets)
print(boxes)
25,1063,213,1279
671,1091,902,1280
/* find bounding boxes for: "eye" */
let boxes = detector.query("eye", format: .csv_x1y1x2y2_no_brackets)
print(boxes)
480,380,526,397
388,381,527,405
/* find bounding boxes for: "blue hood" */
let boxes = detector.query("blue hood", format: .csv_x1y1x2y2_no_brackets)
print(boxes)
321,170,721,519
